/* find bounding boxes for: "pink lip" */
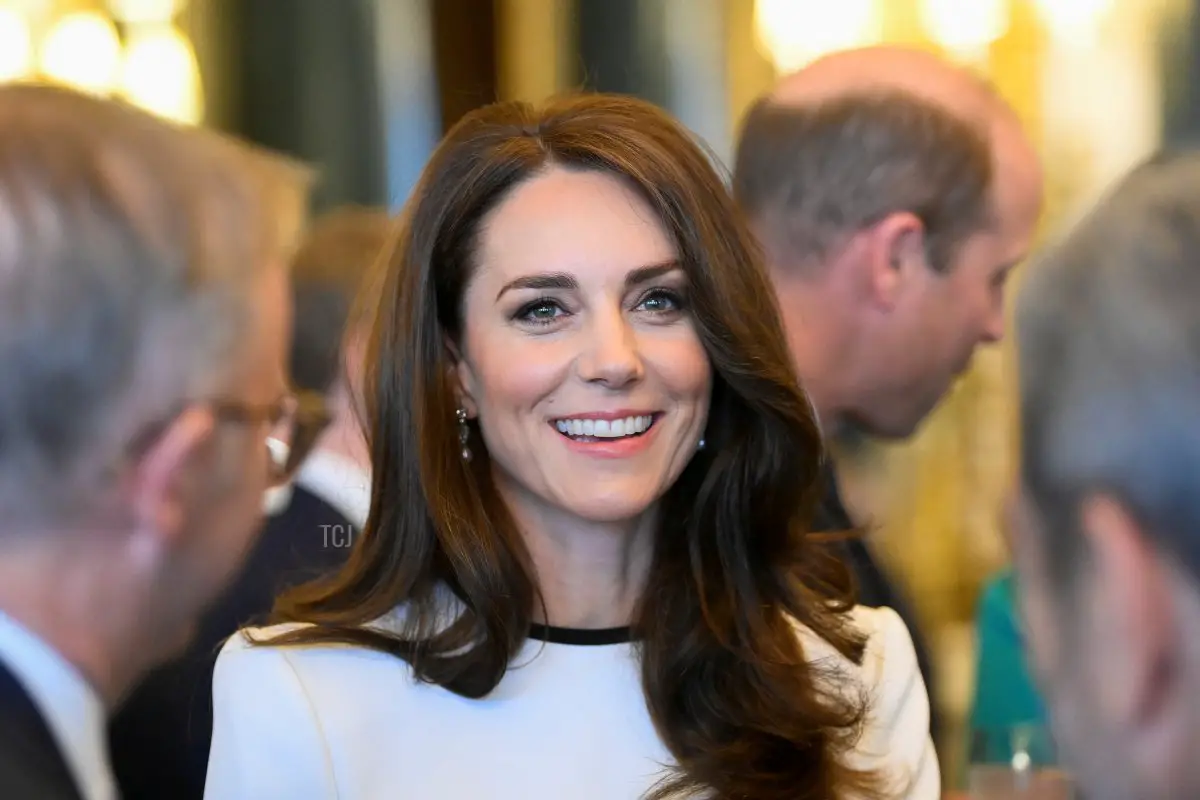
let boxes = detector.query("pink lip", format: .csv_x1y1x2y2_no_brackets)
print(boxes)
550,413,662,460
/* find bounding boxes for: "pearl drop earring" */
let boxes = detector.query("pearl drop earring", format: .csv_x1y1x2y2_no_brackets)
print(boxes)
456,407,472,461
697,437,706,451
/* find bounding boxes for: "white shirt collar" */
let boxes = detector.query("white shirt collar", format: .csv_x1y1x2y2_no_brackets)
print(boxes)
0,611,117,800
293,448,372,530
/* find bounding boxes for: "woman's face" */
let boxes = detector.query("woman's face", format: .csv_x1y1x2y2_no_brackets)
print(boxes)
453,166,711,525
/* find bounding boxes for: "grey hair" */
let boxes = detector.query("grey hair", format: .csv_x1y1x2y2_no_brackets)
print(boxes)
733,89,993,273
1016,149,1200,583
0,85,311,528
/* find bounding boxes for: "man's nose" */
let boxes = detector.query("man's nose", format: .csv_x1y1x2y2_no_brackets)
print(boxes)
981,303,1006,344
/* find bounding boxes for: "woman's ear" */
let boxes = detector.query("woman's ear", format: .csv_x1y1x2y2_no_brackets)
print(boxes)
444,336,478,417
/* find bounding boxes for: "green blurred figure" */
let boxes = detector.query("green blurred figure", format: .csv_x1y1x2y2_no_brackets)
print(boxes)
969,570,1047,732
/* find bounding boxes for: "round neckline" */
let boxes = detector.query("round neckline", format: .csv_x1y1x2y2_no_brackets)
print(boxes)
528,623,632,646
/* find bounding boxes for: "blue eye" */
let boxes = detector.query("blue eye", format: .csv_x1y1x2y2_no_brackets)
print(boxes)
515,298,566,326
637,289,685,315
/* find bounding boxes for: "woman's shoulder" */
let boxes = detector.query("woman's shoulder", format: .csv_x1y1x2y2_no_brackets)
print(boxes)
793,604,919,681
795,605,939,797
215,614,407,672
219,621,311,651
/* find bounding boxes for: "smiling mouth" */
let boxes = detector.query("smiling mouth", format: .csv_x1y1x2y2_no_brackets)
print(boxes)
551,414,658,443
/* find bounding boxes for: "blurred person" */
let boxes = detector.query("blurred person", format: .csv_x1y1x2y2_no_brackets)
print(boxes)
967,569,1046,733
285,206,392,530
733,46,1045,732
0,85,311,800
1010,150,1200,800
204,95,939,799
108,207,390,799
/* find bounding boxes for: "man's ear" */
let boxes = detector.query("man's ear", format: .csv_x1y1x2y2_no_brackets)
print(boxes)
130,406,218,547
861,211,928,310
444,336,478,418
1079,492,1174,729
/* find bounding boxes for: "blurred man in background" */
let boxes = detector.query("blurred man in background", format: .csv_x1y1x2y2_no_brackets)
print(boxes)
109,206,390,800
0,85,310,799
733,46,1044,736
1011,150,1200,800
282,205,391,534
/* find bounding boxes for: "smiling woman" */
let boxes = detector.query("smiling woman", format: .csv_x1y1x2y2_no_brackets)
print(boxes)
456,167,710,528
202,94,939,800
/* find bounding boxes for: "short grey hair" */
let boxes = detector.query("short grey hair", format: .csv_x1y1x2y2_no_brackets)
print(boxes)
0,85,311,528
1016,149,1200,585
733,89,993,273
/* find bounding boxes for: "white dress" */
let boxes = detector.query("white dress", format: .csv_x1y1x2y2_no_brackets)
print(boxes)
204,605,939,799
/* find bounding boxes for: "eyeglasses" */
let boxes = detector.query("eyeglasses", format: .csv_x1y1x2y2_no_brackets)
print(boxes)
130,389,332,488
210,390,332,487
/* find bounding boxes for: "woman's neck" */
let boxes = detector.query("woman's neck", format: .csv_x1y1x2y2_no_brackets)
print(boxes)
499,483,657,630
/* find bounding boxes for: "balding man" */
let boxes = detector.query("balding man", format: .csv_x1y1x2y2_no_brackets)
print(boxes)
0,85,311,799
733,46,1044,737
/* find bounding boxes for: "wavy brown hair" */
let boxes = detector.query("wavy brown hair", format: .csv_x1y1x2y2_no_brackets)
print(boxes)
262,94,883,800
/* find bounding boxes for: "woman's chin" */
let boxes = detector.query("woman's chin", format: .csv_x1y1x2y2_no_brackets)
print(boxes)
558,489,661,526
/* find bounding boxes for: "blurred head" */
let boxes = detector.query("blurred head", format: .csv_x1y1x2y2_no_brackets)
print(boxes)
0,85,310,673
735,46,1043,438
290,205,393,402
273,94,883,799
1012,151,1200,800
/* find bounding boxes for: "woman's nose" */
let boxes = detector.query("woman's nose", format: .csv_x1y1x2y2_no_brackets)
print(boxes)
576,310,644,389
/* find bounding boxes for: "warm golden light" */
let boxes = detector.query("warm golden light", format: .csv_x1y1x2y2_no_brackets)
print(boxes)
40,11,122,94
120,26,202,124
753,0,882,73
1031,0,1114,44
108,0,185,25
0,7,34,82
919,0,1010,62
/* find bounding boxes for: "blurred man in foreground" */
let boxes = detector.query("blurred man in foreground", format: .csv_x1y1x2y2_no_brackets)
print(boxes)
1011,151,1200,800
0,85,310,799
109,206,391,800
733,46,1044,735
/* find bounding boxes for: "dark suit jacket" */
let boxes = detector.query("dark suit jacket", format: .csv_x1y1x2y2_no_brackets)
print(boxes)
812,463,940,738
108,486,353,800
0,659,84,800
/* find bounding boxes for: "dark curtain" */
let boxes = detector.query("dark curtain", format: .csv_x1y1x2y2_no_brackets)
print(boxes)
574,0,668,107
1161,1,1200,146
431,0,498,133
220,0,387,212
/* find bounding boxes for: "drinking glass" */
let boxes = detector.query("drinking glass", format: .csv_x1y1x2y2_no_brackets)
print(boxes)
968,724,1075,800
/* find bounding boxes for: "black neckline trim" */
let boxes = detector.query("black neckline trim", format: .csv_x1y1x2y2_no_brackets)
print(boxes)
528,623,633,646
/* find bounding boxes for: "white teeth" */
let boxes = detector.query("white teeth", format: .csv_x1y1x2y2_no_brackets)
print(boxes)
554,415,653,439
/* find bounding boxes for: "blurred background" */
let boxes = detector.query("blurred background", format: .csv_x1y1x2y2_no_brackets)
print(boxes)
5,0,1198,782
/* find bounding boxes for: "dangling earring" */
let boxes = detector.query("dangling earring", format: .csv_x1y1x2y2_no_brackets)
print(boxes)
456,407,472,461
697,437,706,451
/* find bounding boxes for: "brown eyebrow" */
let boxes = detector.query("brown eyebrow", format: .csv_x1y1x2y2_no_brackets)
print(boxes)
495,272,578,301
625,261,681,287
495,260,681,302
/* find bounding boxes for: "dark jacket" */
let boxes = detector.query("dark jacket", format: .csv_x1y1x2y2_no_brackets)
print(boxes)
0,659,84,800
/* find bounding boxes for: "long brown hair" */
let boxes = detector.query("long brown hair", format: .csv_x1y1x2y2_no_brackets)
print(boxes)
264,94,882,799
